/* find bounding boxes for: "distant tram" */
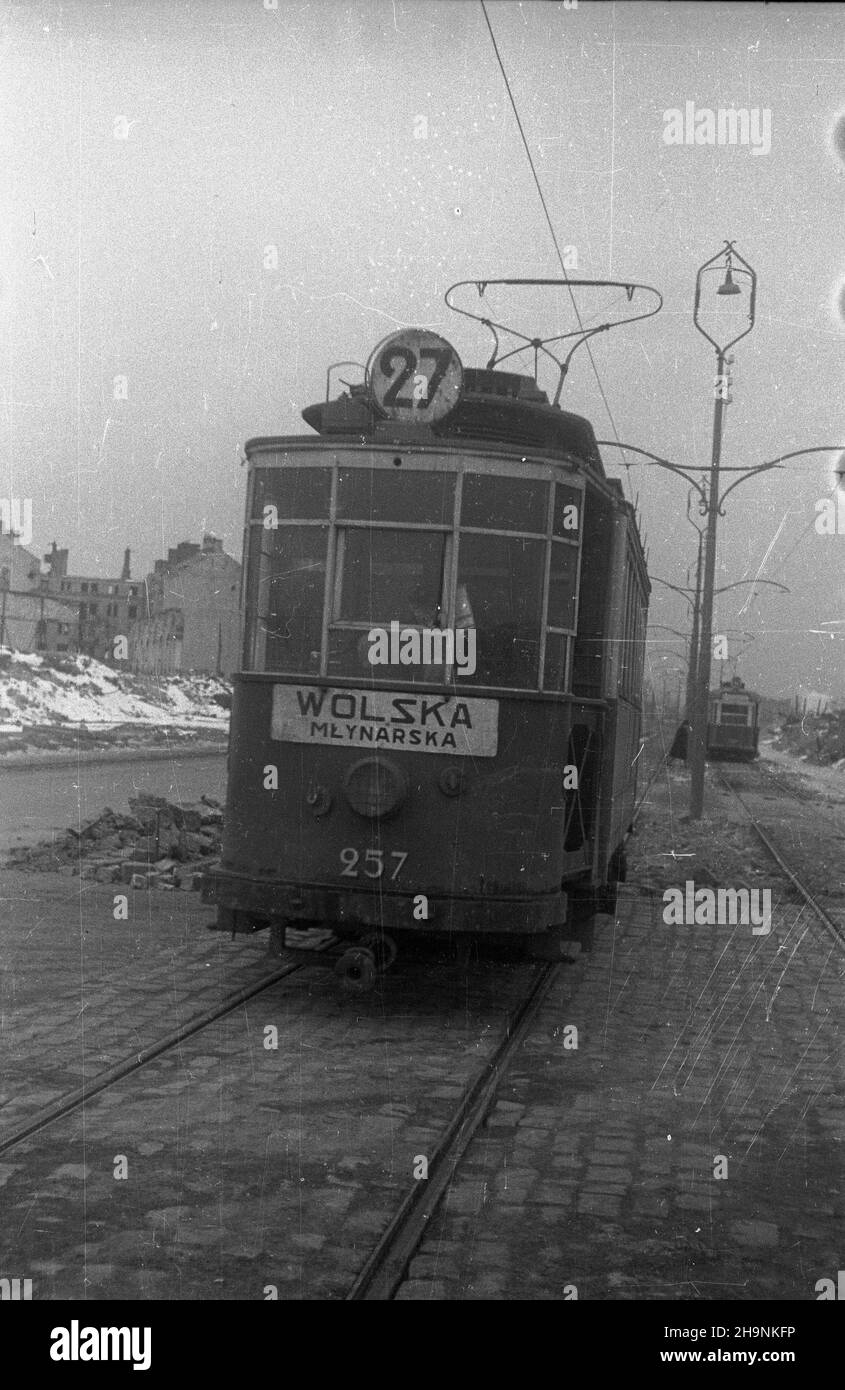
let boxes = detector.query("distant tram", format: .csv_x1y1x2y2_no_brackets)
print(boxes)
204,287,654,989
706,676,760,761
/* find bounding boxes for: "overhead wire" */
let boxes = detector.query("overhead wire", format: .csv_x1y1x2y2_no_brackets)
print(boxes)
479,0,635,502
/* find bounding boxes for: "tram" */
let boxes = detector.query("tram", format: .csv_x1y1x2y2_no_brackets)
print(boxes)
706,676,760,761
203,282,655,988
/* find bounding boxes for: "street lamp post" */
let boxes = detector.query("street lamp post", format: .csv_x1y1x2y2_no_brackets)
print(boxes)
653,494,706,718
0,566,9,648
685,491,705,719
689,242,757,819
595,435,844,815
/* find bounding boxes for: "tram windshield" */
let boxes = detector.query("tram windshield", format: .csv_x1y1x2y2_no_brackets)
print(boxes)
717,702,753,725
327,528,451,683
336,530,447,625
455,535,544,687
243,461,584,691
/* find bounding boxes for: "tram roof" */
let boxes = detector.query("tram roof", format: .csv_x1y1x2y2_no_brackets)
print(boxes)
296,368,608,475
243,366,650,580
710,688,760,702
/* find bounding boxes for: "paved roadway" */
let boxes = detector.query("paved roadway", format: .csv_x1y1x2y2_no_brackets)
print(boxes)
0,752,228,855
0,763,840,1300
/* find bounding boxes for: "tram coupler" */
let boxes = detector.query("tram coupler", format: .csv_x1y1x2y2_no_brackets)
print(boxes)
334,946,377,992
334,931,398,992
359,930,398,973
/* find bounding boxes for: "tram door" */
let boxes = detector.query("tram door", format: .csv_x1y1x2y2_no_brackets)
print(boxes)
563,721,602,856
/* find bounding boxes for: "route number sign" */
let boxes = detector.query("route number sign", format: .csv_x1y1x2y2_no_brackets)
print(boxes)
367,328,463,424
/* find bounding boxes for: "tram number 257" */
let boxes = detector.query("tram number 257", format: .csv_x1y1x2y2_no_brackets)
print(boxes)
340,848,407,880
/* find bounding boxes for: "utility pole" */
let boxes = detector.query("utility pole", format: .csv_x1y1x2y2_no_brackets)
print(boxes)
689,352,727,814
685,501,704,718
0,567,9,647
689,242,757,820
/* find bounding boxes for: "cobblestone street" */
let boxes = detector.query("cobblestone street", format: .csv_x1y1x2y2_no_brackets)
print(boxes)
0,766,841,1302
0,872,551,1299
396,770,843,1299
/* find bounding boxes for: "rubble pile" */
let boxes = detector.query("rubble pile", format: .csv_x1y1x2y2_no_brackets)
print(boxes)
7,791,224,891
768,710,845,767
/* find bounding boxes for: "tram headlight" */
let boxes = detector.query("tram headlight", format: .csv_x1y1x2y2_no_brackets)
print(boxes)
342,757,409,820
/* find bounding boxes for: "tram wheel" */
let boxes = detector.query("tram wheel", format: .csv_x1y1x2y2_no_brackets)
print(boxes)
335,946,377,993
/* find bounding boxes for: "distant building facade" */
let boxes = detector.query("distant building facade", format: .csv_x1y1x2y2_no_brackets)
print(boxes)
42,544,142,661
1,525,240,670
130,535,241,676
0,533,77,652
0,532,43,592
0,590,78,652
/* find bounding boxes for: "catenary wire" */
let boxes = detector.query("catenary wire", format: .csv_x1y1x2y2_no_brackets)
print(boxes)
479,1,635,502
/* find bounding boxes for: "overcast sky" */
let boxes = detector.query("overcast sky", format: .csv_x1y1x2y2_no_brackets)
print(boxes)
2,0,844,699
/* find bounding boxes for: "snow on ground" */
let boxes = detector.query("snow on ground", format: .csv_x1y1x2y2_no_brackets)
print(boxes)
760,740,845,798
0,648,231,729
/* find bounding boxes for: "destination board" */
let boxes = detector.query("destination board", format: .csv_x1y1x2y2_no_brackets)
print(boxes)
271,685,498,757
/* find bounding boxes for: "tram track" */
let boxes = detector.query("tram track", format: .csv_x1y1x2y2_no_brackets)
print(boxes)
0,929,570,1301
0,950,330,1158
716,769,845,953
756,762,815,804
346,961,561,1300
743,757,822,808
732,756,845,823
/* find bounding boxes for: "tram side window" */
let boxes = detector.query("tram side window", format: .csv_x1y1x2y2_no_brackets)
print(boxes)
619,559,646,704
542,542,579,694
327,528,450,680
569,489,611,699
456,535,544,688
244,525,327,673
543,633,569,691
553,484,582,538
547,541,578,630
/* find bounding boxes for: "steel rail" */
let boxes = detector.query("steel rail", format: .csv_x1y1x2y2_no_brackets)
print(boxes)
708,758,828,811
716,772,845,952
753,760,819,807
0,954,328,1156
345,961,562,1301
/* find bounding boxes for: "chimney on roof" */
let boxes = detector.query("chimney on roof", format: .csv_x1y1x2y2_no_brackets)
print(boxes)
167,541,200,568
121,547,131,580
43,542,68,578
